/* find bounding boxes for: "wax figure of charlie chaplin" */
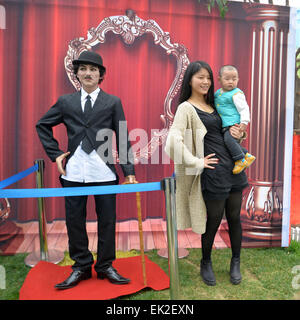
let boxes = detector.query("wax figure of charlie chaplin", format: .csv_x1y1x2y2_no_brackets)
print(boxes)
36,51,137,289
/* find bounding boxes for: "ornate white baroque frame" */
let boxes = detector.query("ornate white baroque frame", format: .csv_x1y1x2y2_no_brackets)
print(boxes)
64,10,190,162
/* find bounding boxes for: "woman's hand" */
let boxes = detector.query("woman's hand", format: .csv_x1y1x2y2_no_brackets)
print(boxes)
55,151,70,175
239,123,247,133
204,153,219,169
229,124,243,140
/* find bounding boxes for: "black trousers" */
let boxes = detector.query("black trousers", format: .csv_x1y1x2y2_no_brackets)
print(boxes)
61,178,117,272
223,127,248,161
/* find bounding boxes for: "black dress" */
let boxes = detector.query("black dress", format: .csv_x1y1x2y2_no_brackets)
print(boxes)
194,107,248,200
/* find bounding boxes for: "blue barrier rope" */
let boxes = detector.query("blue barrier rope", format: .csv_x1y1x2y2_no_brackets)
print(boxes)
0,164,39,189
0,181,162,198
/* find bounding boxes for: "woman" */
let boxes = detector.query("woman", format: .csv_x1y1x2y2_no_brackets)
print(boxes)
165,61,248,286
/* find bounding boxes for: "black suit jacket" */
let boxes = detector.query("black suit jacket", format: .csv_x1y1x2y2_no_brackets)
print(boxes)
36,89,135,178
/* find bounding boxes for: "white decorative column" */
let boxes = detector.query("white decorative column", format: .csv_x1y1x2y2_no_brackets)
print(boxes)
241,4,290,245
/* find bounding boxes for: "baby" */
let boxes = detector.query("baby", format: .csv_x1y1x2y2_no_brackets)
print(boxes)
215,65,255,174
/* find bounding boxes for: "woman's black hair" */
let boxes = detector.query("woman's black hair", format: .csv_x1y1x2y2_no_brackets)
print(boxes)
178,60,215,108
73,63,106,84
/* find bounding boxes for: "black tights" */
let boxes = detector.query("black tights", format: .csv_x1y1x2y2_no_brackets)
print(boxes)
201,191,243,261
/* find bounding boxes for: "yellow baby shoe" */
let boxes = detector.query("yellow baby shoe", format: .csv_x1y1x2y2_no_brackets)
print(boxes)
232,158,248,174
245,153,256,166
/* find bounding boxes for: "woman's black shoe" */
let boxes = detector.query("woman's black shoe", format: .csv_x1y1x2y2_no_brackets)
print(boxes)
200,259,216,286
230,257,242,285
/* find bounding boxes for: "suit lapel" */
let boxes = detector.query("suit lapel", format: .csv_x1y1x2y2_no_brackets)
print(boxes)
92,89,109,114
72,91,84,118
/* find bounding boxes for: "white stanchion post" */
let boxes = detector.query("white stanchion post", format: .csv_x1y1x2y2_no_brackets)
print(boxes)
161,177,180,300
24,159,64,267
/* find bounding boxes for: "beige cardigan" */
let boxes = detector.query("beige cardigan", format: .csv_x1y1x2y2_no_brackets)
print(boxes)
165,102,207,234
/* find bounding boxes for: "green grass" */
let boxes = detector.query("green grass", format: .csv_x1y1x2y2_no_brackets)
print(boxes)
1,242,300,300
0,253,29,300
124,242,300,300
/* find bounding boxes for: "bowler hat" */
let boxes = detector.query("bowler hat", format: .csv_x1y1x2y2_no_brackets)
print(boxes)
72,51,106,71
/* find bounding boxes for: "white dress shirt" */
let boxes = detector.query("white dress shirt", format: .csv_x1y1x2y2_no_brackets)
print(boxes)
61,87,117,183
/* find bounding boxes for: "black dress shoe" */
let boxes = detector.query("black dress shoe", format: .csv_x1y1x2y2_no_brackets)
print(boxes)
55,269,92,290
97,266,130,284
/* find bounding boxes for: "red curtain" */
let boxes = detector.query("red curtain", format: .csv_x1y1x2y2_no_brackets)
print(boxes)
0,0,251,222
291,135,300,225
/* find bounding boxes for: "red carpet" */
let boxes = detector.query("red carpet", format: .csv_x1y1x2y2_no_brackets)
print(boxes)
19,255,169,300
